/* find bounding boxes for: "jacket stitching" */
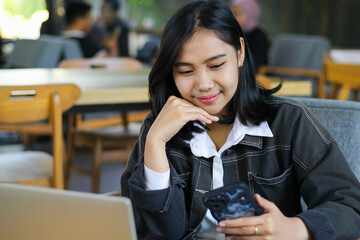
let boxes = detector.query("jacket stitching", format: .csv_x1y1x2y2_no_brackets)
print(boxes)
248,164,293,185
292,154,308,170
223,145,291,163
274,99,331,145
189,161,201,229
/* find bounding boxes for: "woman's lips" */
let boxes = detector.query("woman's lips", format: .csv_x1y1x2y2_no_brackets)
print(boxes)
197,92,221,104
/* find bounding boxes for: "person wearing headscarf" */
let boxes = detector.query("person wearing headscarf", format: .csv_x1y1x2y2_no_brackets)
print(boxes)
231,0,269,70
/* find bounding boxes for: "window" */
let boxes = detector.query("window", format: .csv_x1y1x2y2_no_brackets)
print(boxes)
0,0,47,39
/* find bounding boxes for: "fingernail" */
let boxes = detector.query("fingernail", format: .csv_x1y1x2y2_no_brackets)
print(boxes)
219,222,225,227
212,116,219,121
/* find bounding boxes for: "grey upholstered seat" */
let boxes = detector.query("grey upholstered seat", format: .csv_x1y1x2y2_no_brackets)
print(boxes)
3,36,83,69
39,35,84,59
290,97,360,181
269,34,330,70
3,39,63,68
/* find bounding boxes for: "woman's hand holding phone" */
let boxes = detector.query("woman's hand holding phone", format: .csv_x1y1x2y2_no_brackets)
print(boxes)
144,96,219,172
216,194,311,240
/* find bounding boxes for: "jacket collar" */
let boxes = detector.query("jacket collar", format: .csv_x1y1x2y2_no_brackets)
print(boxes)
239,134,264,149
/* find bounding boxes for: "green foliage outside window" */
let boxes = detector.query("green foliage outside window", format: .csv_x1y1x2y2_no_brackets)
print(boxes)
127,0,189,28
2,0,46,19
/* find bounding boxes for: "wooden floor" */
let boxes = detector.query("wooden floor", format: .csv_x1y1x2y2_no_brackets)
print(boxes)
0,133,126,194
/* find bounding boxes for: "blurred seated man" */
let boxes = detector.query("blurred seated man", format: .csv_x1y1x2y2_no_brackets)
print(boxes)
63,2,118,58
93,0,129,57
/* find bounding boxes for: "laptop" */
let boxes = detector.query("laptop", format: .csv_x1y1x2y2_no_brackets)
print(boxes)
0,184,137,240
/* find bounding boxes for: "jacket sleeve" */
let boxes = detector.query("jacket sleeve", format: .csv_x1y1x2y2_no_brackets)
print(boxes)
291,105,360,240
121,116,189,240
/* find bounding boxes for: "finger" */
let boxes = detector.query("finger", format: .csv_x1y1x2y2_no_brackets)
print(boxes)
217,224,262,236
184,111,214,124
167,100,218,123
181,106,219,123
225,236,261,240
254,194,277,213
219,216,262,228
167,96,219,122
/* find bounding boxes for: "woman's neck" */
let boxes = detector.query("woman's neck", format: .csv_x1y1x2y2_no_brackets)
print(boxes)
206,122,233,151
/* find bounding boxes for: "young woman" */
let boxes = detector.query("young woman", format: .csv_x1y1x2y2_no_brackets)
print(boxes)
121,1,360,239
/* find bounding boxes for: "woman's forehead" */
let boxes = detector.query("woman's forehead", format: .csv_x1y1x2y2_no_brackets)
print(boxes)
176,30,236,61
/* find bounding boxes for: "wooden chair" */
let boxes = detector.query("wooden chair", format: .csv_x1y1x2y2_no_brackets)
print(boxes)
0,84,81,189
63,57,149,193
323,53,360,101
256,74,271,89
258,66,325,98
260,33,330,98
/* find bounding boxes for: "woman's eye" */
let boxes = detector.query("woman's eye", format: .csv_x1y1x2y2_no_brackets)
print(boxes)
210,62,225,69
178,70,193,75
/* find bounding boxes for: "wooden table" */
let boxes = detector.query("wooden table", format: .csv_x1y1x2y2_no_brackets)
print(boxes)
0,68,151,113
0,68,312,112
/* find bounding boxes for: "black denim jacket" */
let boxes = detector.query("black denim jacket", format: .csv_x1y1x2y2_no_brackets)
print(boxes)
121,97,360,240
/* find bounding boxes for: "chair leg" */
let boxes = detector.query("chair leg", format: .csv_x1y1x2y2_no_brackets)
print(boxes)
330,84,340,99
353,90,359,101
338,86,351,100
92,137,103,193
65,115,75,189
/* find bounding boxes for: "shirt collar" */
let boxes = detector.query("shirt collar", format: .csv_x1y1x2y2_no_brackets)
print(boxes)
189,115,273,158
62,30,86,38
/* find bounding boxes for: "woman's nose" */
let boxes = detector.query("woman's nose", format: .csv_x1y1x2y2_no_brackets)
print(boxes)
196,71,214,91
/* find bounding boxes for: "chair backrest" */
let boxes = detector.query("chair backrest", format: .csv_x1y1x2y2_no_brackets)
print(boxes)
0,84,81,188
291,97,360,181
39,35,84,59
269,34,330,70
4,39,63,68
256,74,271,89
323,53,360,100
58,57,143,70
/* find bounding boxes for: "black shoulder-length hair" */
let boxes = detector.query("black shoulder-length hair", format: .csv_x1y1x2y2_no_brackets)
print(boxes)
148,0,280,146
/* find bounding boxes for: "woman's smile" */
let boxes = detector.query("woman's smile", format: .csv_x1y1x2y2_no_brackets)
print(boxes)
197,92,221,104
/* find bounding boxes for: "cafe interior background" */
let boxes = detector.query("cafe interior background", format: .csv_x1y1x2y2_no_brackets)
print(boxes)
0,0,359,193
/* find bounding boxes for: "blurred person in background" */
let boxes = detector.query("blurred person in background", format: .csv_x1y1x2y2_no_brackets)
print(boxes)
40,0,65,36
231,0,269,70
93,0,130,57
0,35,4,67
63,2,119,58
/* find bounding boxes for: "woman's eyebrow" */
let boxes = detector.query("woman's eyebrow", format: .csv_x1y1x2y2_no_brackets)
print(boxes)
174,54,226,67
204,54,226,63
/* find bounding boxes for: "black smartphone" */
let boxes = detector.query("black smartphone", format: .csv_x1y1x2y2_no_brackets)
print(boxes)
203,182,264,221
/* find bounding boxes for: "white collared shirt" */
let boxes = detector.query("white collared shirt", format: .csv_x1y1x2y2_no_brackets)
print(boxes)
62,30,86,38
144,116,273,238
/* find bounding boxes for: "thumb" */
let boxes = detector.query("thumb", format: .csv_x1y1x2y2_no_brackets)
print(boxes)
254,194,277,213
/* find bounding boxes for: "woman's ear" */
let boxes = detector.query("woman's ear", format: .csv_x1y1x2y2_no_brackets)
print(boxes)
238,37,245,68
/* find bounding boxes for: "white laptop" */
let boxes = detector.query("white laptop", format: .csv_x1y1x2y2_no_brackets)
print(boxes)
0,184,137,240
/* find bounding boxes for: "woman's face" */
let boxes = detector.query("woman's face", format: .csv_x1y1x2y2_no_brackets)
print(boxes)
173,30,244,117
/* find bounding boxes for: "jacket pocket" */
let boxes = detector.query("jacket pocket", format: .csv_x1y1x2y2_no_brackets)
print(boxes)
249,164,293,186
248,164,302,216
